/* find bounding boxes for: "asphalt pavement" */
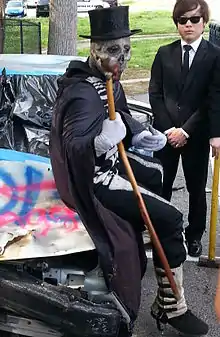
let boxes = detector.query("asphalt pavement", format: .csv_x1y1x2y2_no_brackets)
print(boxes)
134,260,219,337
132,93,220,337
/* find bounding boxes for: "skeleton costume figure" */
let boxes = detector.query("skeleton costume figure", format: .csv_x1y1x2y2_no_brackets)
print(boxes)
50,6,208,336
90,37,131,76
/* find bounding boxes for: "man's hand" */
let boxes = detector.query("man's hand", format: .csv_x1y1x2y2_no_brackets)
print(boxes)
210,137,220,158
94,112,126,157
132,126,167,152
167,128,187,148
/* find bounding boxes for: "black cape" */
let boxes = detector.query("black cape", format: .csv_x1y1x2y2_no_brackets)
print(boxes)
50,60,147,321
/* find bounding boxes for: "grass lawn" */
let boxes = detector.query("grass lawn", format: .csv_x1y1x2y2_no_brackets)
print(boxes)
4,19,42,53
23,17,49,51
77,11,179,37
21,11,209,51
4,12,209,92
21,11,178,51
78,36,176,94
78,37,176,77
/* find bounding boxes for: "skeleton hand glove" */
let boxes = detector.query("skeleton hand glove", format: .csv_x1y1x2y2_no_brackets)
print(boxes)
132,125,167,152
94,112,126,157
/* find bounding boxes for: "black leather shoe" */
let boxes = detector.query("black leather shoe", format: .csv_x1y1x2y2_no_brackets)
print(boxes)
151,309,209,335
168,310,208,335
187,240,202,257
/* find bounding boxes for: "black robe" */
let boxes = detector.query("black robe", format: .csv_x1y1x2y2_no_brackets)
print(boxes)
49,60,147,321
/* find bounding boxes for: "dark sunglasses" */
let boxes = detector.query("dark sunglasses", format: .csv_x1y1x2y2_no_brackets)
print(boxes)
177,16,201,25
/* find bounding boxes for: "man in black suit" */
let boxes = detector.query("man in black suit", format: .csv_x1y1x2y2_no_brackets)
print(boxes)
149,0,220,257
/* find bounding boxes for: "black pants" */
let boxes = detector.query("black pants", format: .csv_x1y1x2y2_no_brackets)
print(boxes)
119,152,163,196
95,154,187,269
154,136,210,242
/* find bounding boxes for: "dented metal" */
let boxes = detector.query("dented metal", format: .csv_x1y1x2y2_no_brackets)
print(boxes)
0,156,95,262
0,312,62,337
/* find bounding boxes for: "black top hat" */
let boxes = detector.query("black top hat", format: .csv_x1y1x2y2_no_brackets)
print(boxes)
79,6,142,41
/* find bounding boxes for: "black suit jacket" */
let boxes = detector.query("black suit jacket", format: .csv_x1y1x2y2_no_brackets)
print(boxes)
149,38,220,138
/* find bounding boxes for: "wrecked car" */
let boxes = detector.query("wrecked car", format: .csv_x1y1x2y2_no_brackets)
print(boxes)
0,54,152,337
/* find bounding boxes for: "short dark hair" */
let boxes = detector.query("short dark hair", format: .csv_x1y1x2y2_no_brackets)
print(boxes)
172,0,210,25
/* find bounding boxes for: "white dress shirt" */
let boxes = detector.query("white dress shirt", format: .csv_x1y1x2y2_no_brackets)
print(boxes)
181,35,203,68
164,36,203,139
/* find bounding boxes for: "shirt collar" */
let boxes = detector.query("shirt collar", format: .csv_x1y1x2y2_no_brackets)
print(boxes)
181,35,203,52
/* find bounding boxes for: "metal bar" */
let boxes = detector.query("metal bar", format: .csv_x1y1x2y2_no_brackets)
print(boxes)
38,22,42,54
19,20,24,54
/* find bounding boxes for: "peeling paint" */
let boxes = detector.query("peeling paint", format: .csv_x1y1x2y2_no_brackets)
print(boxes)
0,156,95,261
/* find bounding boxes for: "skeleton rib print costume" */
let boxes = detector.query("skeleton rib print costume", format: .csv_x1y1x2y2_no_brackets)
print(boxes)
89,38,166,188
50,6,209,337
88,42,188,316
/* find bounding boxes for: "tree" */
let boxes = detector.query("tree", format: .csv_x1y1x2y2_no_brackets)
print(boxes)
0,0,5,53
48,0,77,55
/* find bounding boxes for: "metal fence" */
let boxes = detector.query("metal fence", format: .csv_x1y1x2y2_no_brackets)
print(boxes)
209,22,220,47
3,19,42,54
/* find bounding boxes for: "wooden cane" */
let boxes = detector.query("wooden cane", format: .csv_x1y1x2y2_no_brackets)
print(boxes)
209,156,220,260
106,76,180,300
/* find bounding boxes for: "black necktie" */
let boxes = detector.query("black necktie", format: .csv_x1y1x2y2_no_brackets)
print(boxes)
181,45,192,84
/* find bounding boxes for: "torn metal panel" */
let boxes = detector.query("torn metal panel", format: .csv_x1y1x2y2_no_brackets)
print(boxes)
0,155,95,261
0,266,121,337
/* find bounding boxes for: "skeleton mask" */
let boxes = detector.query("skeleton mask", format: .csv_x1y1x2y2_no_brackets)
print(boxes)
90,37,131,78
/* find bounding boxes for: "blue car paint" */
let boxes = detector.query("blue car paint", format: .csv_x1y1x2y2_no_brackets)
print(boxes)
0,149,51,164
3,69,63,76
5,2,25,17
6,9,24,15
